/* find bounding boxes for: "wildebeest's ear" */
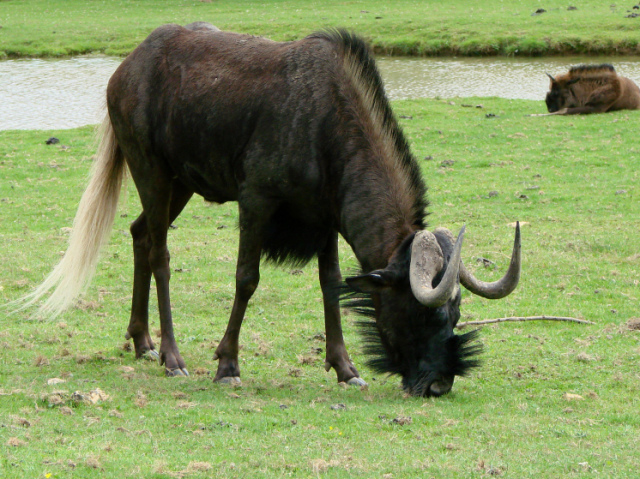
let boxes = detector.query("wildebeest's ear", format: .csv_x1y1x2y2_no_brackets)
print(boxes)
346,270,397,293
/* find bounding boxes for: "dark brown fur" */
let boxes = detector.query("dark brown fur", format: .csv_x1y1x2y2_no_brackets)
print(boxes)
26,24,514,396
544,63,640,115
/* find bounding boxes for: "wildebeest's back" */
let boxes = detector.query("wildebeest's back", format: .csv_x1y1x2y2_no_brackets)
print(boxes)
107,24,339,207
611,76,640,111
568,65,640,112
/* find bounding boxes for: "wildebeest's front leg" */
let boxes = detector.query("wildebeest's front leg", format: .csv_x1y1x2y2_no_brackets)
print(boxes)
319,231,367,386
531,105,613,116
533,84,619,116
213,203,270,385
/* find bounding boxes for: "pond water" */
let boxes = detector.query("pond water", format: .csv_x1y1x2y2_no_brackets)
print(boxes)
0,56,122,131
379,56,640,101
3,55,640,130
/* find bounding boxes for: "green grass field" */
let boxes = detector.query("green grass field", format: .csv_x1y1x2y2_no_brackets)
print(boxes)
2,0,640,57
1,97,639,477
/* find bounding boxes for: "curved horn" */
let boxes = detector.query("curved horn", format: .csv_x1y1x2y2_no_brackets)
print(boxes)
434,223,520,299
546,72,556,82
410,227,464,307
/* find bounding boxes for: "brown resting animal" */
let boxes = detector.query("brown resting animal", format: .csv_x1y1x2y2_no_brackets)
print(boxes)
537,64,640,116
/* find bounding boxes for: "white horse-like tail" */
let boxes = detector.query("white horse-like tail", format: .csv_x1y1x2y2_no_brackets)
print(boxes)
11,114,126,317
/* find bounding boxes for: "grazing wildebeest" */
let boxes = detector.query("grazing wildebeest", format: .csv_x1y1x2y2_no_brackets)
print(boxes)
539,64,640,115
17,23,521,397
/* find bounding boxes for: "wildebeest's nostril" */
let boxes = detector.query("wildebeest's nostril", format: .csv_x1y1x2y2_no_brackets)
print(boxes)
428,377,454,397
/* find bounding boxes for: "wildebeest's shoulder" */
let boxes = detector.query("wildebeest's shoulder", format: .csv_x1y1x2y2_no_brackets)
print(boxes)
307,29,387,110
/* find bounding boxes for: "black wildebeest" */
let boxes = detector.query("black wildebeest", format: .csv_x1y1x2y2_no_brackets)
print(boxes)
17,23,521,397
539,63,640,115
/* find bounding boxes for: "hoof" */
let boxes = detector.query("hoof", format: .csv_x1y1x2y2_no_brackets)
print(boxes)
165,368,189,377
142,350,160,362
215,376,241,386
347,377,367,387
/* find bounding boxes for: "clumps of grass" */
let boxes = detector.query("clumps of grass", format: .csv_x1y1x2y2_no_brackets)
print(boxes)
3,0,640,58
3,97,640,476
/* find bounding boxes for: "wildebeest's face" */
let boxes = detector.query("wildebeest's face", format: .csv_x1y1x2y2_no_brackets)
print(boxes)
545,77,580,113
373,283,480,397
345,232,481,397
545,88,564,113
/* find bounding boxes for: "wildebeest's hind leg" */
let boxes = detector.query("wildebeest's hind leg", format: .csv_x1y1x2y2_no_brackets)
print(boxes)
125,182,194,363
124,213,157,359
126,177,194,377
213,202,275,384
319,231,367,386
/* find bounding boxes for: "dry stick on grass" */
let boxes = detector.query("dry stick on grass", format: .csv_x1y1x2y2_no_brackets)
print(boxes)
456,315,594,329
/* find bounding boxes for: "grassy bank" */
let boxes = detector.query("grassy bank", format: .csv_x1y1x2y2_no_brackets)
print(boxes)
1,97,639,477
2,0,640,58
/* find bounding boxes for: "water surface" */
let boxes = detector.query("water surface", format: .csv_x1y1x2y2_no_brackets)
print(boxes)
0,56,121,130
379,56,640,101
3,55,640,130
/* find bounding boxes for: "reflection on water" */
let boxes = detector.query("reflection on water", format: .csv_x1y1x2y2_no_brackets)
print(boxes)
3,55,640,130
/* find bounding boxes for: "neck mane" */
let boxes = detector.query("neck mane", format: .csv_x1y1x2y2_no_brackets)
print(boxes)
569,63,615,77
311,29,428,270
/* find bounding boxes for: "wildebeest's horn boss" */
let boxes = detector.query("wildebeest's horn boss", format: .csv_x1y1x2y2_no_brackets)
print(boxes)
409,227,464,307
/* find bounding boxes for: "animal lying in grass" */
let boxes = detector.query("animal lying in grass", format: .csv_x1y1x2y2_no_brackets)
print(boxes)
12,23,522,397
533,64,640,116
